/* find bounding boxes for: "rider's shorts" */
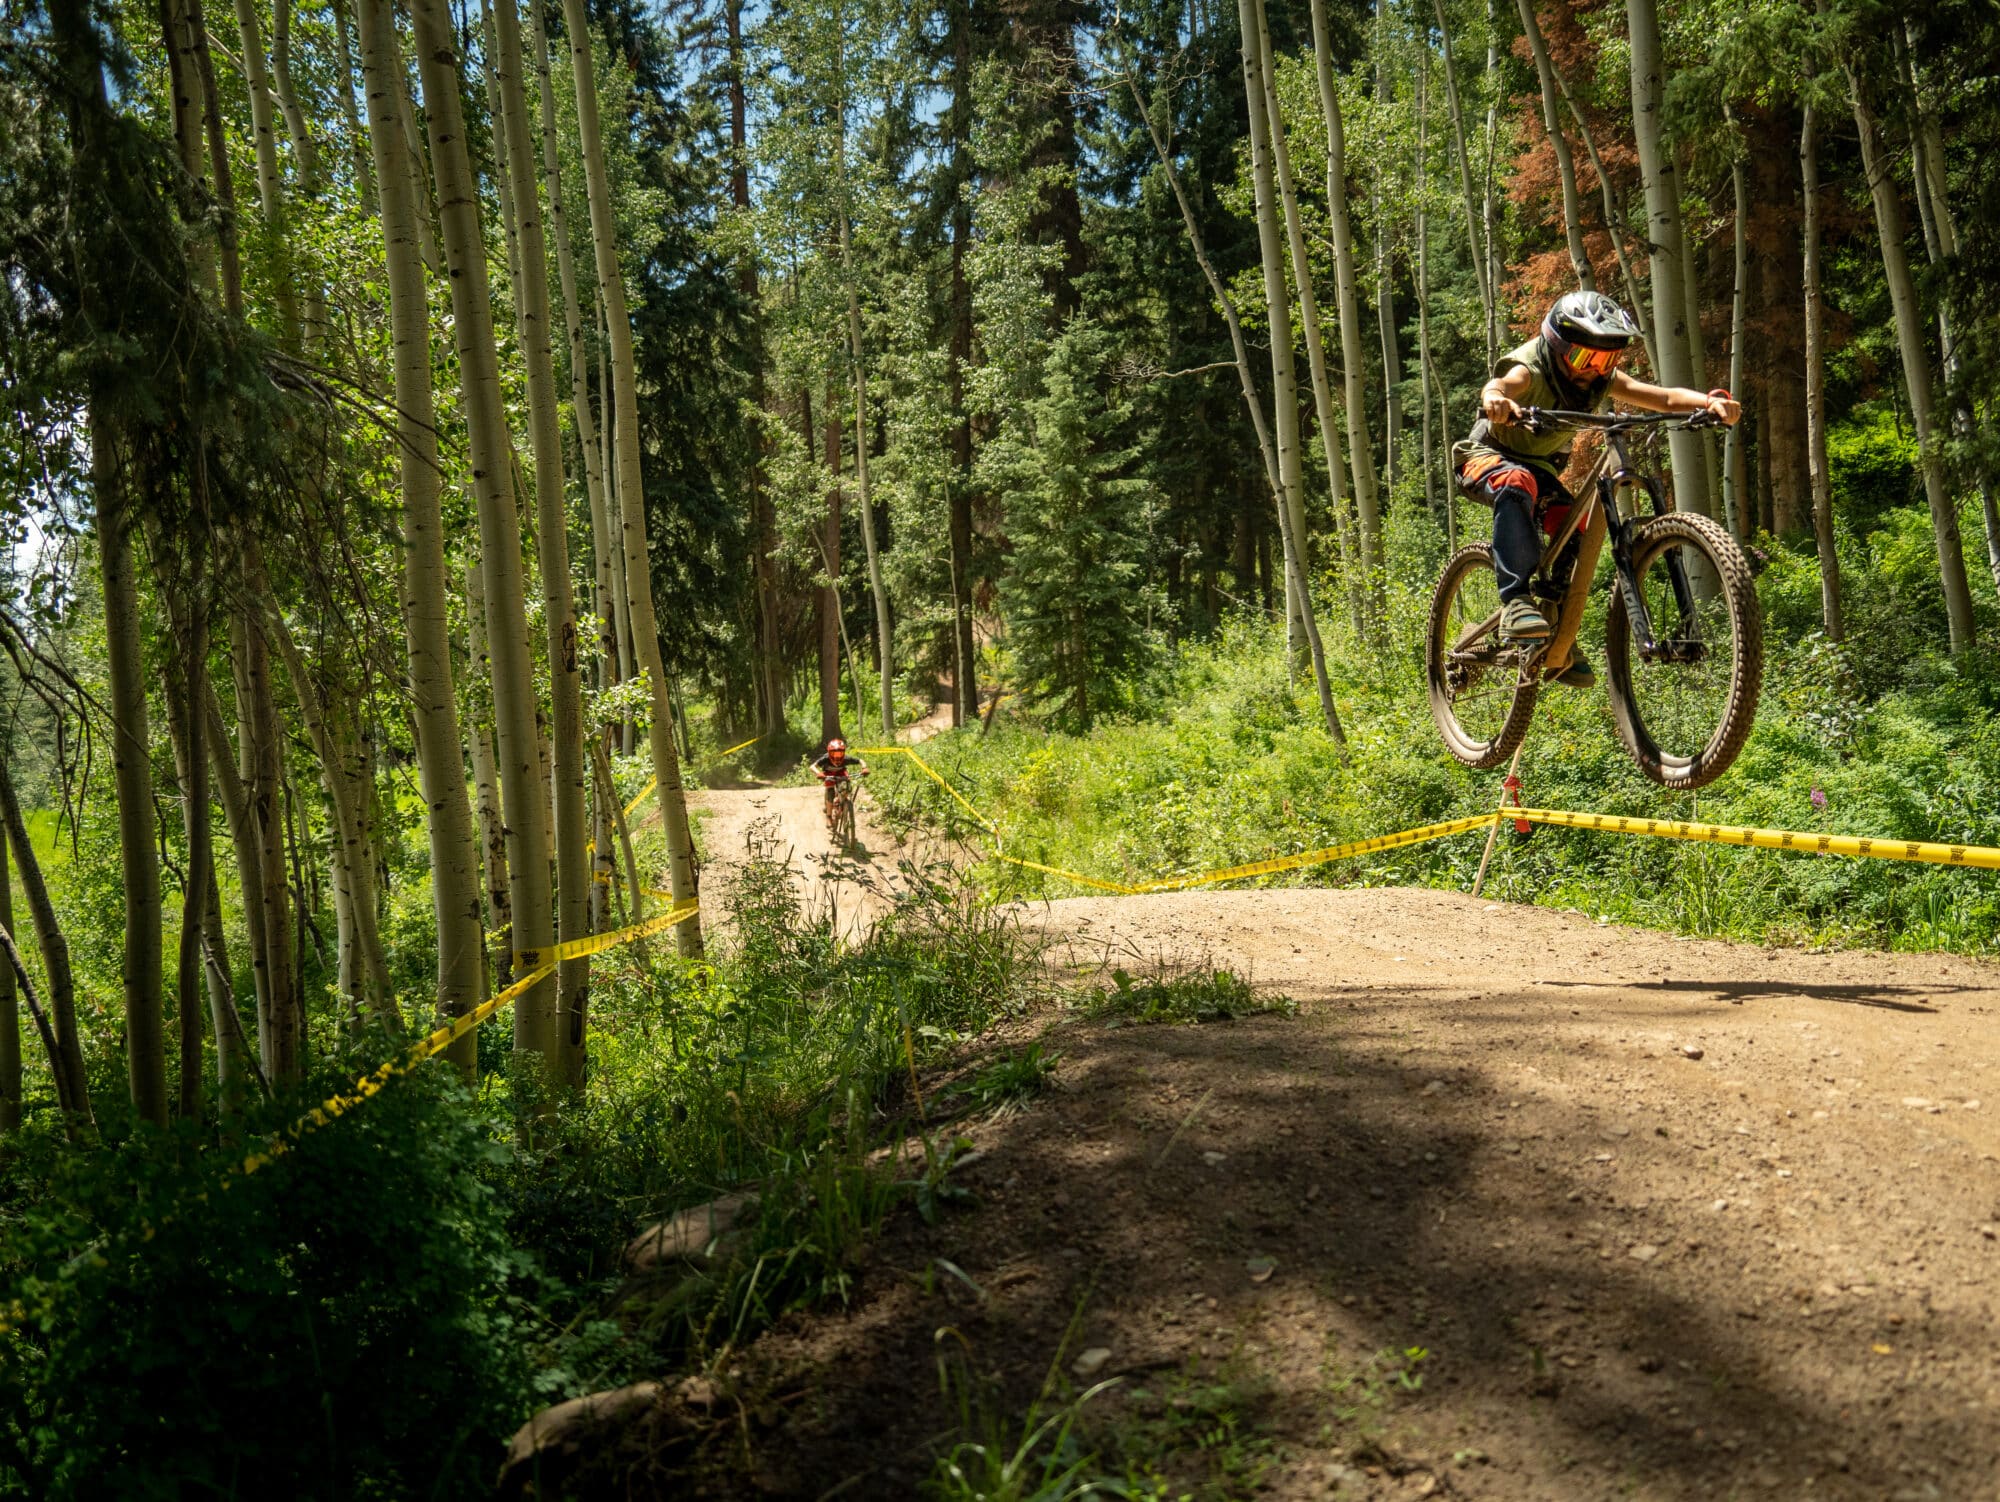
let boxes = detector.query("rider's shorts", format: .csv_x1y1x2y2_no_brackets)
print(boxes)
1457,453,1573,538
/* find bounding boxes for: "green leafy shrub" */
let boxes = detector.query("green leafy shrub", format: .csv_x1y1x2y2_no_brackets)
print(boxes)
0,1073,528,1500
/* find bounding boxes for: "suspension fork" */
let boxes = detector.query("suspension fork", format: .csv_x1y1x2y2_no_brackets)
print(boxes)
1600,430,1698,650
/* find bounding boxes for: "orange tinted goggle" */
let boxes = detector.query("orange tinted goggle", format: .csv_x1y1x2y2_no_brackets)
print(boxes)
1562,342,1621,379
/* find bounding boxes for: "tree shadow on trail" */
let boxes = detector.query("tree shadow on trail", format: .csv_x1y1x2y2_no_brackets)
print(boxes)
1541,976,1950,1012
626,994,1991,1500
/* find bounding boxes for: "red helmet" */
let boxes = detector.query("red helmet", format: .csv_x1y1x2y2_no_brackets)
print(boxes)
827,739,846,759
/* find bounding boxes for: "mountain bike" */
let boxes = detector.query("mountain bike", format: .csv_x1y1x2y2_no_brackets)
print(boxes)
1427,409,1763,791
823,773,863,848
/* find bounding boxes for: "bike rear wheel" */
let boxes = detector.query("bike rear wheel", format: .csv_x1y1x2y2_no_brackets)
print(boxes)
1605,513,1763,790
1427,542,1540,770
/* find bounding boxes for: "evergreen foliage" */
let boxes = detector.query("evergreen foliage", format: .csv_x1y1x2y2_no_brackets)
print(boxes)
993,321,1163,728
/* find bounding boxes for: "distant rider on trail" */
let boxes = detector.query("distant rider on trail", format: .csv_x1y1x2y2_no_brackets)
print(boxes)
1454,290,1741,689
811,739,869,820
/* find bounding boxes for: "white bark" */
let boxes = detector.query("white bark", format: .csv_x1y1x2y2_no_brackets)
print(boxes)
1839,55,1974,653
1244,0,1345,743
1515,0,1591,288
563,0,703,951
357,0,485,1069
1800,101,1841,641
1627,0,1711,516
408,0,561,1037
491,0,590,1082
1308,0,1383,578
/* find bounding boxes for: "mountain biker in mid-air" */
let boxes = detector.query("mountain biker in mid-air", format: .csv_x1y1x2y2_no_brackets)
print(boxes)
810,738,868,823
1454,291,1741,689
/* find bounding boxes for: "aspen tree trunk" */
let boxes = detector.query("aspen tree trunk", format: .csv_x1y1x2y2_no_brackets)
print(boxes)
0,840,17,1132
266,609,398,1025
492,0,590,1081
1898,32,2000,593
397,63,441,277
481,2,525,300
816,389,844,740
330,0,373,209
563,0,703,952
843,275,894,739
1724,140,1749,541
834,64,895,740
1561,85,1656,369
592,736,642,923
1252,9,1363,631
1838,58,1972,652
357,0,484,1070
95,436,168,1126
409,0,561,1046
1417,48,1438,520
1373,0,1403,486
268,0,318,185
1515,0,1591,288
230,602,298,1080
466,558,513,981
159,0,213,290
1424,51,1440,528
599,302,638,753
1243,0,1345,744
1308,0,1383,579
1799,101,1842,641
203,680,269,1033
1626,0,1711,517
947,0,978,725
1680,229,1723,518
526,0,610,653
165,654,248,1099
186,0,245,308
172,589,208,1119
725,0,784,737
1431,0,1494,364
231,0,300,342
0,761,91,1125
1482,0,1499,361
1124,72,1285,526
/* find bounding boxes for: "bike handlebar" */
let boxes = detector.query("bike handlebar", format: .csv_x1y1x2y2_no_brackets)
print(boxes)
1520,407,1725,435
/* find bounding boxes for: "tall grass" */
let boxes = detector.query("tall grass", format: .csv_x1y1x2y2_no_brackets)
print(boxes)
871,496,2000,955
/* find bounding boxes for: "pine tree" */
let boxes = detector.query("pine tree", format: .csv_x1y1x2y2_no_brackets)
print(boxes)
995,321,1159,729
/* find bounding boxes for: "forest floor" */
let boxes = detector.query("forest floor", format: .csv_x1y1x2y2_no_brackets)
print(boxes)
659,785,2000,1500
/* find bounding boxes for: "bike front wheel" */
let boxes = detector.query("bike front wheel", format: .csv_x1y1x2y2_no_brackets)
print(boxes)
1426,542,1540,770
1605,513,1763,790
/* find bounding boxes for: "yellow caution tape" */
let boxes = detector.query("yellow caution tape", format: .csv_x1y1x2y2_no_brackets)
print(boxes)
513,901,698,971
989,855,1137,893
586,736,759,857
1513,807,2000,870
242,900,701,1177
860,745,997,832
1123,813,1506,892
621,776,658,820
985,813,1500,895
874,739,2000,893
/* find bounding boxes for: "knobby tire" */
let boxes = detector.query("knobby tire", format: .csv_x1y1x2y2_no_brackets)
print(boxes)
1427,541,1540,771
1604,512,1763,791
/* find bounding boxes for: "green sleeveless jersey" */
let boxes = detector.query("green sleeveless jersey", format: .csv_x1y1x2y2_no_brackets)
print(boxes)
1458,335,1612,480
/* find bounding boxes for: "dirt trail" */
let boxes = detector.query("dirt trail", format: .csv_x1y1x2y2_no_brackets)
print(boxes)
689,782,937,940
672,882,2000,1500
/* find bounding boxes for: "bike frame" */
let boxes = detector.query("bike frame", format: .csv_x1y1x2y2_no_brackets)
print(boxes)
1453,417,1704,681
